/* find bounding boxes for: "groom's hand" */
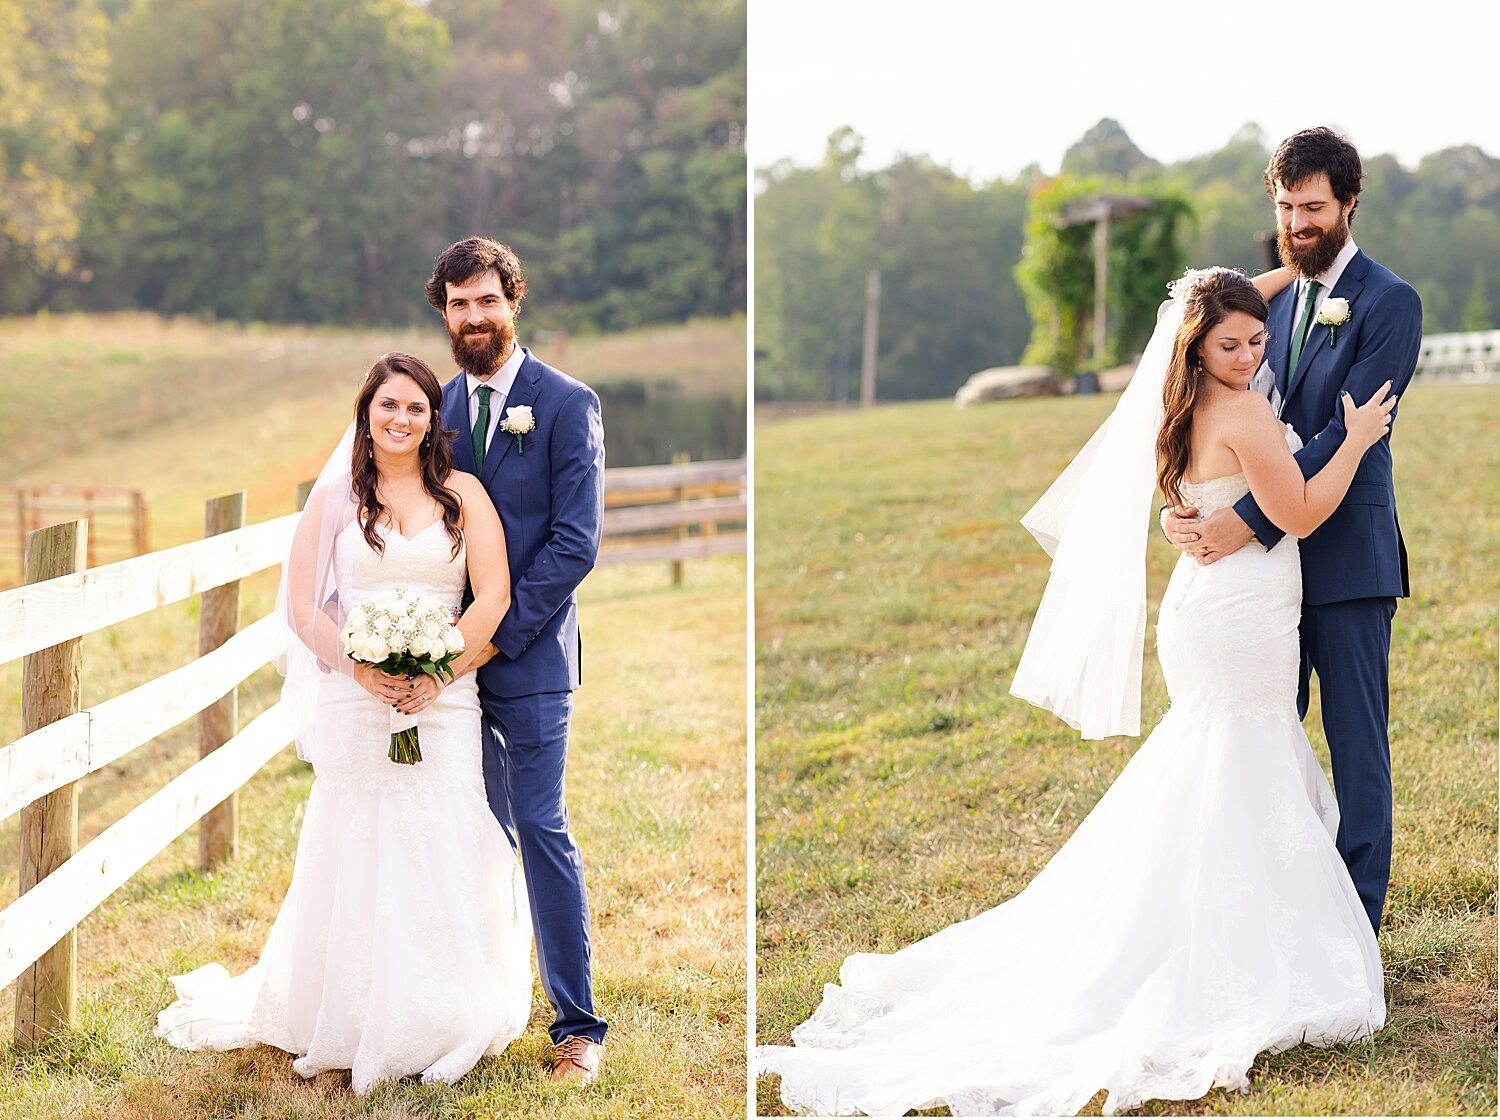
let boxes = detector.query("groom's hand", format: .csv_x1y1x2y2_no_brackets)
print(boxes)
1165,506,1253,565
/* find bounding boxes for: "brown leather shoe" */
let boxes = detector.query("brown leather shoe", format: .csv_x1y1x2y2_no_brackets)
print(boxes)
549,1035,602,1086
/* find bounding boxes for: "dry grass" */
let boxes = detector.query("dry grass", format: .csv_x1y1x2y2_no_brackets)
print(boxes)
755,383,1499,1116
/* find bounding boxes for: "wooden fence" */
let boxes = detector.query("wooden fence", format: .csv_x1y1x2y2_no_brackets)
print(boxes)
0,455,743,1044
0,484,148,586
0,501,296,1045
601,455,747,582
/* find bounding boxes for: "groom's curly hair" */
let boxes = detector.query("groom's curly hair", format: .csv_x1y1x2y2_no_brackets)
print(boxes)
425,237,528,312
1264,127,1364,223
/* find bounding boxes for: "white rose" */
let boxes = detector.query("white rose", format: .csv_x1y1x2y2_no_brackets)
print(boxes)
372,614,394,635
444,626,464,651
1317,297,1350,326
427,640,447,661
501,405,536,434
362,634,390,662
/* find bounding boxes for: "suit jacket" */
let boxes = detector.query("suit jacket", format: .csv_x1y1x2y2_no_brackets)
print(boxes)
1232,250,1422,606
441,347,605,697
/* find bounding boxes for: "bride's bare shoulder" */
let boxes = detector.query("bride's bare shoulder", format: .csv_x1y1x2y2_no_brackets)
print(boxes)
445,471,497,525
1207,391,1284,451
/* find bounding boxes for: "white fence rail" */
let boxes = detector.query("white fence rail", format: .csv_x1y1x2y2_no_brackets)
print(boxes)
1415,330,1500,382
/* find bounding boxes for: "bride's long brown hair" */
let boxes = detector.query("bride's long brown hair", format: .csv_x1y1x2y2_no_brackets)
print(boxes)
351,352,463,559
1155,270,1268,506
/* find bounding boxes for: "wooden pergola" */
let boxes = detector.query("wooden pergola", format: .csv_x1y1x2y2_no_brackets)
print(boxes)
1058,194,1158,367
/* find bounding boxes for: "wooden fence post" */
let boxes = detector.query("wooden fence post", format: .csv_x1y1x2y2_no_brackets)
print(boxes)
15,520,87,1046
198,492,244,868
12,486,25,582
670,451,690,587
131,489,148,557
295,479,315,512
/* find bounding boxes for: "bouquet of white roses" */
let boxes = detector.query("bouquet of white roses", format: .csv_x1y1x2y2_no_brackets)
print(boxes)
340,586,465,764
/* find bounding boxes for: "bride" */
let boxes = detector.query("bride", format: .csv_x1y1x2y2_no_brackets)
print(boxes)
756,268,1396,1116
156,353,532,1093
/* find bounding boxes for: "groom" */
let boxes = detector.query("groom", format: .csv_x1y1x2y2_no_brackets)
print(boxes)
1165,128,1423,935
427,237,608,1082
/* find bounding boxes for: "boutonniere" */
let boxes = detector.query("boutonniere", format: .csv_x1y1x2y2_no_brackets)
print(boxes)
499,405,535,453
1316,297,1351,348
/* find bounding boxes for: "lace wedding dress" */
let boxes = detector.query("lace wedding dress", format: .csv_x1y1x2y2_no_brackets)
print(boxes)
157,520,532,1094
757,431,1385,1116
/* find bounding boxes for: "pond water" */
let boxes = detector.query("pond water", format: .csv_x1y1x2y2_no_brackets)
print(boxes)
595,380,746,468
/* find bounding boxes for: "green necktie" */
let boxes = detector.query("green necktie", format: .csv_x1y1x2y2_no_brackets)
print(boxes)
1286,279,1321,393
471,385,492,470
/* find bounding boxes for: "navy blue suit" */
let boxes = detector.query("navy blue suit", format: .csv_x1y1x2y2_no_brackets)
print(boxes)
1232,250,1422,933
441,347,608,1045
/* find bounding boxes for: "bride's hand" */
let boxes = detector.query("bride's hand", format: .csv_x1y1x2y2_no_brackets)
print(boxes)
354,663,408,704
1342,381,1396,450
392,673,442,715
1161,504,1201,552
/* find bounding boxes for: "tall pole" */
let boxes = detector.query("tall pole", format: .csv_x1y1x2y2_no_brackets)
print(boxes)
860,269,881,408
1093,212,1110,368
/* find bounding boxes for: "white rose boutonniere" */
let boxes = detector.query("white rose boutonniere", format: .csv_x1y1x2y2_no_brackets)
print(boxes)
500,405,536,454
1316,297,1351,349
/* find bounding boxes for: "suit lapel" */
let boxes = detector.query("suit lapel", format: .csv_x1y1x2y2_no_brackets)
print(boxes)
1270,285,1298,400
482,349,543,487
1284,250,1369,411
442,377,477,475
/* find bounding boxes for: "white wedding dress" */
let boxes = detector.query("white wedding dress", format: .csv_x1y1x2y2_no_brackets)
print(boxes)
157,520,532,1094
757,434,1385,1116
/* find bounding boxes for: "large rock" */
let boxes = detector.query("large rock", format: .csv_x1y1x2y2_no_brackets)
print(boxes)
954,366,1058,406
1097,363,1136,393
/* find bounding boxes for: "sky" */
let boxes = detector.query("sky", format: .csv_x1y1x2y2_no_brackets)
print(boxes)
748,0,1500,181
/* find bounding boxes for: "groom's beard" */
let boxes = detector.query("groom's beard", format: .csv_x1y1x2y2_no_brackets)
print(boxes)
449,319,516,378
1278,214,1349,279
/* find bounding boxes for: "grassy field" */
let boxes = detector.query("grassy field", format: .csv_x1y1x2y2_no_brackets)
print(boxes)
755,383,1498,1116
0,315,747,1118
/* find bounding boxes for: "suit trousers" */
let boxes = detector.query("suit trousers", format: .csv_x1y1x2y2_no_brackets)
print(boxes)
480,689,607,1045
1296,596,1397,934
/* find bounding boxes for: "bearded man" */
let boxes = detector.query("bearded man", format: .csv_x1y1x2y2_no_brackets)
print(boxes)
1163,127,1423,935
428,237,609,1084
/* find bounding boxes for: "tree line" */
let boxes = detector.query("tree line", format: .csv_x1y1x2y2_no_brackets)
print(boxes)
0,0,745,332
756,120,1500,401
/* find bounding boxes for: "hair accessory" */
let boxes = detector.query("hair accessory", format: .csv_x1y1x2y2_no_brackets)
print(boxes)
1166,267,1223,307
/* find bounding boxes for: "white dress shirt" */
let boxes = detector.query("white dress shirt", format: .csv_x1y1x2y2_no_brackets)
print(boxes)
1300,236,1359,322
464,341,525,456
1253,237,1361,412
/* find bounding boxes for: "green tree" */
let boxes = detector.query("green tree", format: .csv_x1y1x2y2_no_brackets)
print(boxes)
754,129,877,400
1461,268,1492,332
1060,118,1160,181
0,0,109,310
91,0,451,323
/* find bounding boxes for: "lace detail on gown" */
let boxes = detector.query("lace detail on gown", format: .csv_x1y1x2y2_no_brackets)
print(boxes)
757,425,1385,1116
156,522,532,1094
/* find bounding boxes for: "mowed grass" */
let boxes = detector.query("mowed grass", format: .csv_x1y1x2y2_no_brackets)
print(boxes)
0,311,745,556
755,384,1499,1116
0,314,747,1118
